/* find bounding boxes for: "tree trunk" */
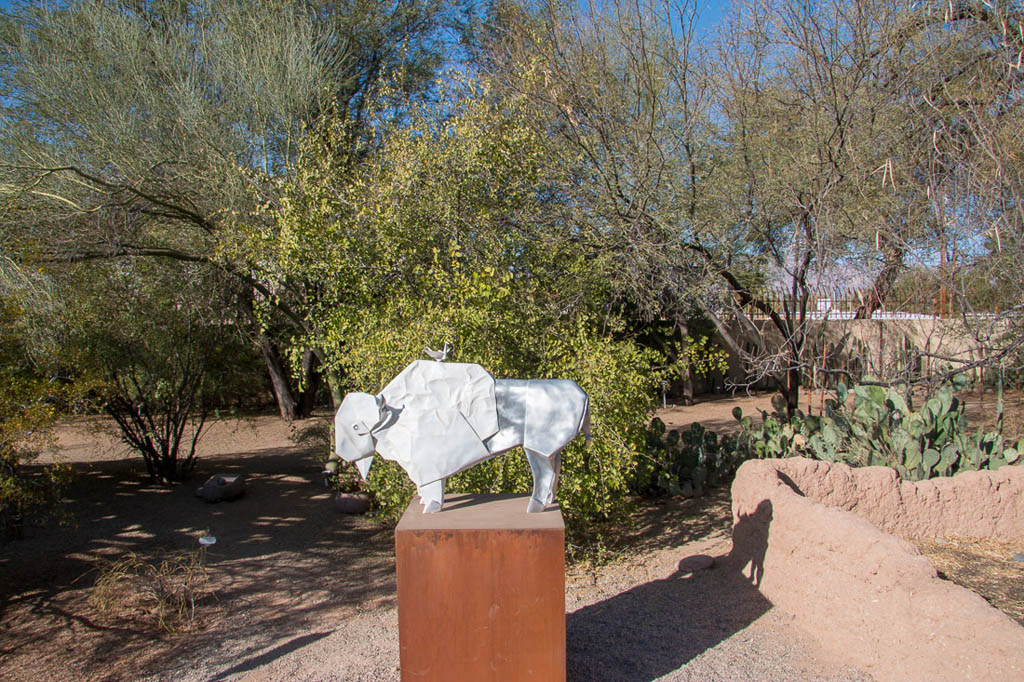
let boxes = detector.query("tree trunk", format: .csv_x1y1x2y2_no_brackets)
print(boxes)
326,370,345,410
696,301,758,386
855,238,904,319
677,322,695,405
645,319,695,404
260,332,300,421
786,365,802,416
296,349,321,419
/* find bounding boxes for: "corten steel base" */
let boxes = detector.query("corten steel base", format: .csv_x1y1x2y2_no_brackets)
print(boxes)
395,493,565,682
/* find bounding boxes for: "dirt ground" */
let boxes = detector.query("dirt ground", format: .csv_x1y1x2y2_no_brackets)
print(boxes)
911,536,1024,626
1,414,397,681
4,388,1019,682
657,387,1024,440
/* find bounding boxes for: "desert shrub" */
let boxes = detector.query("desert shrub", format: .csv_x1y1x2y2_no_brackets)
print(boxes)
0,368,73,539
358,321,661,546
733,379,1022,480
632,419,746,498
69,261,256,483
680,334,730,378
528,326,660,536
332,298,662,540
90,546,213,633
276,86,663,547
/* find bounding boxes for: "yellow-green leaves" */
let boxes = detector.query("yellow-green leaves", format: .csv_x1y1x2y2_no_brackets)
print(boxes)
256,77,662,544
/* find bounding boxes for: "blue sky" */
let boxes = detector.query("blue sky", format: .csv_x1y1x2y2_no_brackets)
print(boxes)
694,0,731,36
0,1,733,28
0,1,735,51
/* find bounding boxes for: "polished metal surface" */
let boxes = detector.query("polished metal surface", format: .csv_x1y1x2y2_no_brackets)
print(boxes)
334,361,589,513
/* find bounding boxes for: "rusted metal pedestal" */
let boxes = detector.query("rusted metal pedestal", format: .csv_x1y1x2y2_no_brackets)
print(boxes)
395,493,565,682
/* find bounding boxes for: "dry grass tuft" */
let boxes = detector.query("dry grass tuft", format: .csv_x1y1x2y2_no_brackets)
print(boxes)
89,547,214,633
913,536,1024,625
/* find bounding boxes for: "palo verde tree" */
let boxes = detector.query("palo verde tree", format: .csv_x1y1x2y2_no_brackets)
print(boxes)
887,0,1024,377
0,0,464,420
477,0,728,399
705,0,921,411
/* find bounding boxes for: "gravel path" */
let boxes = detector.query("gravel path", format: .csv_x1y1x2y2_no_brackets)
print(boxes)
3,408,874,682
135,534,873,682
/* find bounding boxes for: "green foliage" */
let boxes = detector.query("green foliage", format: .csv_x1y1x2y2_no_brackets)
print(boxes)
0,267,84,536
633,418,746,498
680,335,729,377
481,0,1024,419
270,82,662,543
0,348,73,535
535,326,661,535
733,379,1022,480
0,0,456,421
361,318,661,545
246,79,609,388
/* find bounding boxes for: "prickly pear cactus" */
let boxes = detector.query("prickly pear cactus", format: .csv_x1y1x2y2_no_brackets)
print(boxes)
732,379,1022,480
633,418,743,498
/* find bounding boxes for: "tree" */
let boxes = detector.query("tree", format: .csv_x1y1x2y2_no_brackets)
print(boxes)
705,0,916,409
480,0,1024,412
891,1,1024,372
477,0,731,400
65,258,256,483
715,0,1024,395
0,0,462,419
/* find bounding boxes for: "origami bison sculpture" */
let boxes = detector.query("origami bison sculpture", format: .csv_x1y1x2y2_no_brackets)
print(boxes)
333,360,590,513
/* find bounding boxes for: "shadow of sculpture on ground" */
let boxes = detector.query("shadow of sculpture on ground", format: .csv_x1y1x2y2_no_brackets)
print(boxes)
730,499,772,587
567,503,774,682
208,631,333,680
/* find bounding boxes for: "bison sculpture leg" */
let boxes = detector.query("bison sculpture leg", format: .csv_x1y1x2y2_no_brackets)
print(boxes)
524,448,560,513
418,479,444,514
551,453,562,499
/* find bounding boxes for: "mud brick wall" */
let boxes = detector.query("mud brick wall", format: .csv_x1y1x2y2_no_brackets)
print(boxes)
731,458,1024,682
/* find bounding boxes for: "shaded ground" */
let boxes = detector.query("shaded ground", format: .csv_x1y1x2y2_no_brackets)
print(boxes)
2,398,875,681
963,389,1024,438
564,491,871,682
1,416,394,682
656,391,775,435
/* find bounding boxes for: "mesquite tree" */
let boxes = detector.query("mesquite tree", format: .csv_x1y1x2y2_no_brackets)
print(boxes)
479,0,1024,412
66,258,255,483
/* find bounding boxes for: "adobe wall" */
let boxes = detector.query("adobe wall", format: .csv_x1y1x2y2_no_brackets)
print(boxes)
762,458,1024,538
731,458,1024,682
721,317,1005,386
